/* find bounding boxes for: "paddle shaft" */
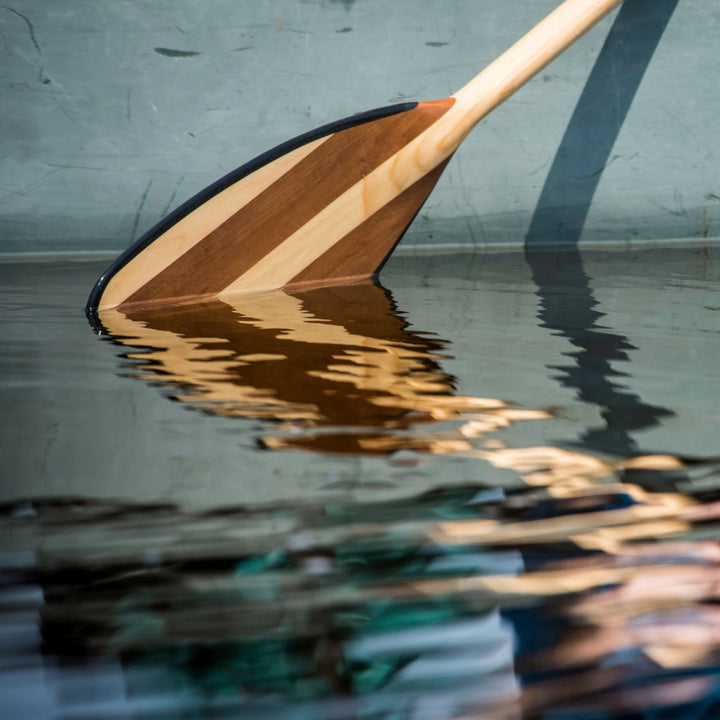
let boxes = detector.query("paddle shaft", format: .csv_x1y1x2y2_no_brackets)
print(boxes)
394,0,625,188
454,0,624,131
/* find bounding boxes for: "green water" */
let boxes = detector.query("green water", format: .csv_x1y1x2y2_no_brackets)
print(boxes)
1,246,720,718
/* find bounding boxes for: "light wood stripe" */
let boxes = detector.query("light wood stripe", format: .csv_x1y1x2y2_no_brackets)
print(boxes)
120,100,453,308
99,137,328,309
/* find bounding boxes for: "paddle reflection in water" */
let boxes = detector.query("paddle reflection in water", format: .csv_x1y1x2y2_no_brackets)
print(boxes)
99,281,548,457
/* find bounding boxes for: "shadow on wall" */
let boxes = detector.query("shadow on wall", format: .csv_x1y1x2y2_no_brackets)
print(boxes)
524,0,680,249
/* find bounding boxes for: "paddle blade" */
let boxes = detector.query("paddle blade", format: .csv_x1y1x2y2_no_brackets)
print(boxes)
86,100,455,317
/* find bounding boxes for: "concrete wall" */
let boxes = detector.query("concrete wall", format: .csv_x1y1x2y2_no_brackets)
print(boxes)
1,0,718,255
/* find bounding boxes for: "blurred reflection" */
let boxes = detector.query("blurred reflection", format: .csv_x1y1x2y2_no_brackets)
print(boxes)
4,473,720,719
99,281,548,456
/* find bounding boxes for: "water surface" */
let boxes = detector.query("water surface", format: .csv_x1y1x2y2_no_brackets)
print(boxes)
1,246,720,718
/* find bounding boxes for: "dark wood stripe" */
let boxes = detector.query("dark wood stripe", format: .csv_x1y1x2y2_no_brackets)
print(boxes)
288,157,452,287
124,99,454,306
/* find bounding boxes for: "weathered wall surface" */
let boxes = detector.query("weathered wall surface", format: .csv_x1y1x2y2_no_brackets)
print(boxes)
1,0,718,254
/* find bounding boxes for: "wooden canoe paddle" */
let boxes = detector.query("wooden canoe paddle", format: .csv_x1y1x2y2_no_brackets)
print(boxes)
86,0,623,318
